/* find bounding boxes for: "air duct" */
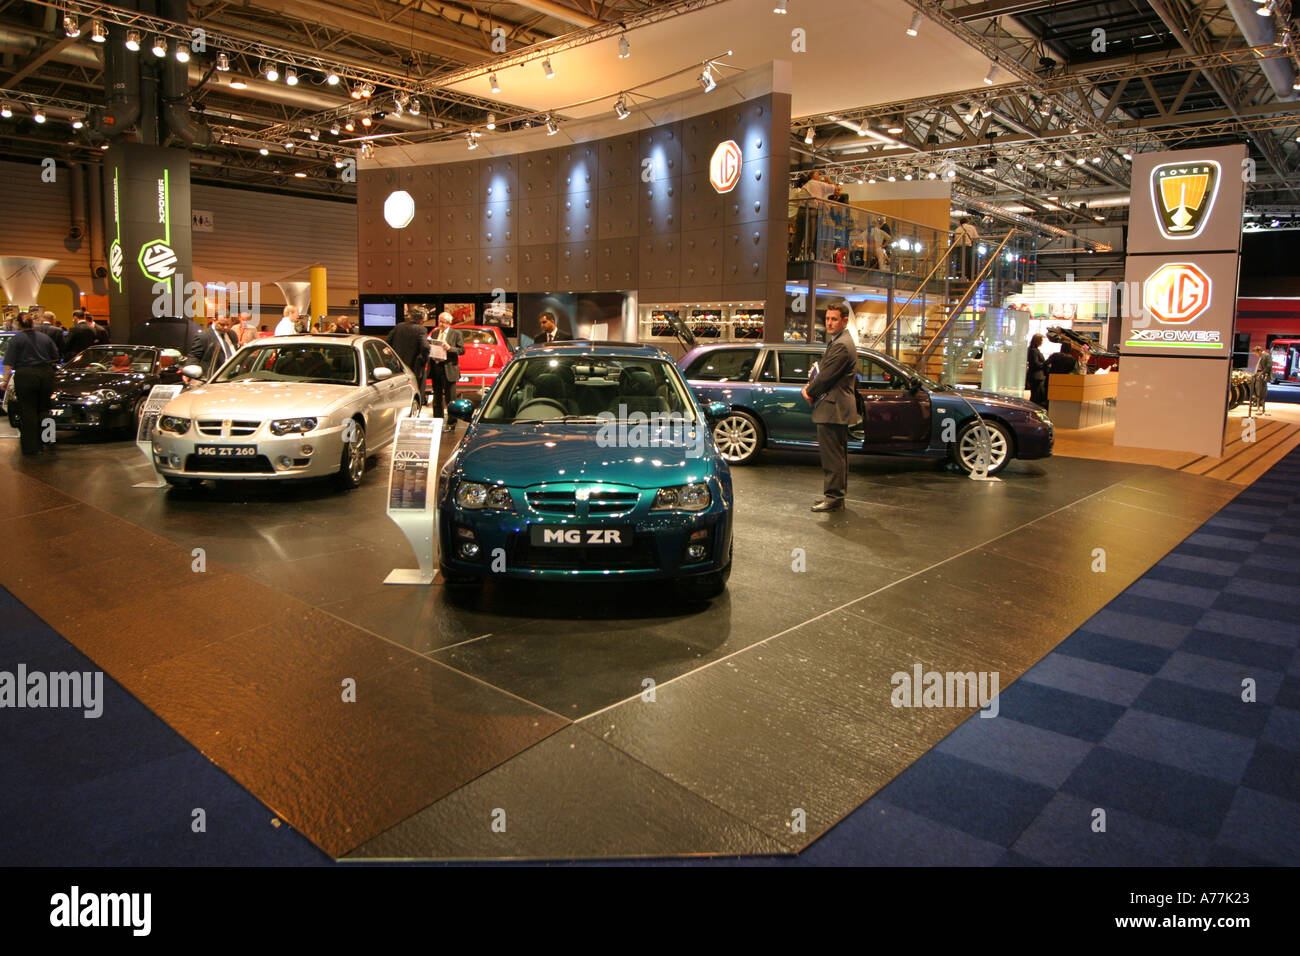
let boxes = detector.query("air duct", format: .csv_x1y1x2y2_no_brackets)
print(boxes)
274,281,313,317
0,257,59,309
1223,0,1297,100
90,3,141,141
68,162,87,241
160,0,212,146
88,165,108,279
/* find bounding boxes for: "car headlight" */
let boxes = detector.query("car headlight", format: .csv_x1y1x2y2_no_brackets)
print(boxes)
1033,407,1051,423
158,415,191,434
454,481,514,511
269,417,318,436
84,389,117,404
652,482,711,511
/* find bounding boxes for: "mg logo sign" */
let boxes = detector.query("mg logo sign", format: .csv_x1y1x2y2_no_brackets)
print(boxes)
709,140,742,194
1144,262,1211,324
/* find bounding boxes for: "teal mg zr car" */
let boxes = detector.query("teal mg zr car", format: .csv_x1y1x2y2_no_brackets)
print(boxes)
440,342,735,599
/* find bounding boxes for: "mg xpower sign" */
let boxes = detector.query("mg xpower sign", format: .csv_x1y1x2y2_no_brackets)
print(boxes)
102,144,194,342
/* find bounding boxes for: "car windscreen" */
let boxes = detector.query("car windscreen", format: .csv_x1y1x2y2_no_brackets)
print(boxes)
65,346,156,373
480,355,696,423
215,344,358,385
455,329,499,346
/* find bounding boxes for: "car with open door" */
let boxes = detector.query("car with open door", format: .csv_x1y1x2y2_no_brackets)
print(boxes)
679,342,1053,476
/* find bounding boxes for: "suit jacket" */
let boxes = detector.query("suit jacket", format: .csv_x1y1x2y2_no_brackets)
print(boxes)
428,327,465,383
808,329,859,425
63,322,98,360
386,322,430,375
539,328,571,344
185,327,238,377
1025,347,1047,387
92,322,110,344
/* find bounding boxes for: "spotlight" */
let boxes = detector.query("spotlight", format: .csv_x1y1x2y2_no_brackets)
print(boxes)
868,177,876,184
699,63,717,92
125,30,141,52
72,116,84,129
293,171,307,178
1034,160,1045,168
485,112,496,129
945,167,957,180
308,128,319,141
618,35,630,59
283,139,296,152
151,36,167,58
99,142,109,151
351,81,373,100
907,11,922,36
1076,155,1087,165
258,145,269,155
1091,155,1101,163
285,66,298,86
63,14,80,38
887,116,904,135
361,142,374,159
927,170,937,179
1014,161,1024,170
542,58,554,79
0,103,10,118
1257,0,1274,15
215,52,230,71
326,69,340,85
466,131,478,150
334,158,344,169
175,45,190,63
773,0,787,12
1094,214,1105,221
360,114,372,127
614,97,630,120
803,126,815,145
1053,156,1063,166
1122,151,1134,160
983,61,998,85
32,108,46,124
228,76,248,89
263,60,279,82
329,124,340,136
1275,30,1290,48
344,119,355,132
982,154,996,173
489,73,500,94
857,122,869,136
887,174,896,182
90,20,107,43
546,114,559,135
903,172,913,181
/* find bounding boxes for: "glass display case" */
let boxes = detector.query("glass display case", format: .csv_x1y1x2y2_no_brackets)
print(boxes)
638,303,766,346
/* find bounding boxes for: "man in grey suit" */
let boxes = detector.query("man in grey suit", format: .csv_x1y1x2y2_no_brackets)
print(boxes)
427,311,465,430
802,301,859,512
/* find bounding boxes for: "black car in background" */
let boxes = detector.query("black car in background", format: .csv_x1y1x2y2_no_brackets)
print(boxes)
7,344,185,436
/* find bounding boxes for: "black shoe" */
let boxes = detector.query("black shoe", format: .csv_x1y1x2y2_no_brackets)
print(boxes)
811,498,844,512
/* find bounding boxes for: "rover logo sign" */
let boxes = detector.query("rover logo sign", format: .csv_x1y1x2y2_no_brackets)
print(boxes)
384,190,415,229
709,140,742,194
1151,160,1219,240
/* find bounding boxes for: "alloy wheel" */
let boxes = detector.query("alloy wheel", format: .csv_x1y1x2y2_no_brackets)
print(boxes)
714,413,759,463
959,422,1009,473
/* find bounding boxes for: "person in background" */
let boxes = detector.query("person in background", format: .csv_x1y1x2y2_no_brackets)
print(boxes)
427,311,465,429
1026,333,1048,407
37,311,65,354
1,313,61,455
386,309,430,406
952,217,979,279
801,300,858,513
333,315,357,334
87,310,109,344
63,310,98,360
236,311,258,347
184,314,238,379
1253,345,1273,416
274,305,299,336
537,312,571,344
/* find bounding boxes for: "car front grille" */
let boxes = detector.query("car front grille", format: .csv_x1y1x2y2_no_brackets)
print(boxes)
506,533,659,571
196,419,261,436
525,488,641,517
184,454,275,474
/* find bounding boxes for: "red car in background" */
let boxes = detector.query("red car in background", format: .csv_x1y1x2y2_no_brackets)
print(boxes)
428,324,513,404
1266,339,1300,384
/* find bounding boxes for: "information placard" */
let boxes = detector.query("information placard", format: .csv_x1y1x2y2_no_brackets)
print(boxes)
384,412,442,585
135,384,184,488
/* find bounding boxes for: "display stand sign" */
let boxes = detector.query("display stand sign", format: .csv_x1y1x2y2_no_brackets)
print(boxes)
384,413,443,585
135,384,184,488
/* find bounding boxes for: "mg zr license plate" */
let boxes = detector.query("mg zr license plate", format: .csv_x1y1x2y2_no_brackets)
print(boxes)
195,445,256,457
530,525,632,547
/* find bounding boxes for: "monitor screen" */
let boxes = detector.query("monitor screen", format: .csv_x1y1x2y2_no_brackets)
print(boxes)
362,302,397,328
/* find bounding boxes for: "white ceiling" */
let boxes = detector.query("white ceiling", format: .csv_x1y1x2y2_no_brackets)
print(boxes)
450,0,995,122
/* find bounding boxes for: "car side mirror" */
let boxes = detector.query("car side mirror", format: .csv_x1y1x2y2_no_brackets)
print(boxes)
908,375,924,392
704,401,730,423
447,398,474,422
373,366,394,381
181,364,205,380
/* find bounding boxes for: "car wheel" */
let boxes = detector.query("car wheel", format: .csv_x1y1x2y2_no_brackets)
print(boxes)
712,410,763,465
336,420,366,489
950,419,1012,476
407,396,421,420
